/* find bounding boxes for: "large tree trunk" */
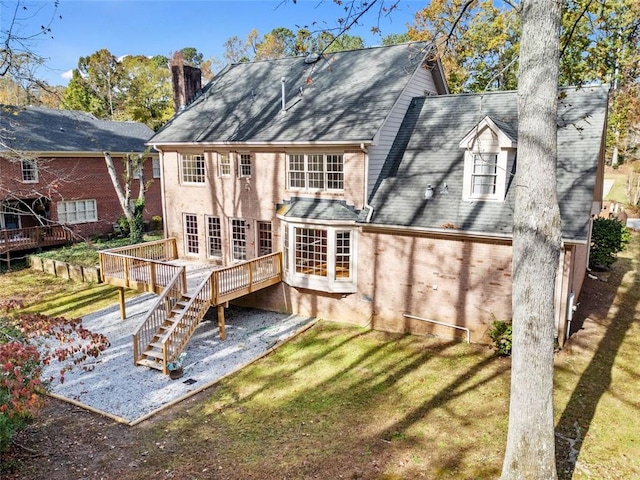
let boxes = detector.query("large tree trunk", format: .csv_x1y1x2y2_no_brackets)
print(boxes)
501,1,562,479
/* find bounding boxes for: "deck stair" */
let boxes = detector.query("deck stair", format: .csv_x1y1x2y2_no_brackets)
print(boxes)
136,295,192,371
100,239,283,376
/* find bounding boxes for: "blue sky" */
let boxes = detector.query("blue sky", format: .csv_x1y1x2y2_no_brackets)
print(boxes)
5,0,423,86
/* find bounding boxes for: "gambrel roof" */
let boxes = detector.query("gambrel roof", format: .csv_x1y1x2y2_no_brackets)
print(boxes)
0,105,153,154
367,85,609,242
149,42,447,146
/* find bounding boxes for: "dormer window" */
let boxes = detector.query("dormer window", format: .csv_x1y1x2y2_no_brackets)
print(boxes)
471,153,498,196
459,116,517,202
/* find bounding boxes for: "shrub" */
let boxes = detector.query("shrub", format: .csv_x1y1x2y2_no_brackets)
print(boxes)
0,341,46,452
590,217,631,270
488,320,512,356
151,215,163,231
0,309,110,452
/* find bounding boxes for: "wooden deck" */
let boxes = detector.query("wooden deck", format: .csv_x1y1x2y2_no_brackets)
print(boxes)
99,238,283,374
0,225,72,254
0,225,73,268
99,238,283,307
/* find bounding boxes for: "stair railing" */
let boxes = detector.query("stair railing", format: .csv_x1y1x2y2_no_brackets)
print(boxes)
132,265,186,364
161,273,213,374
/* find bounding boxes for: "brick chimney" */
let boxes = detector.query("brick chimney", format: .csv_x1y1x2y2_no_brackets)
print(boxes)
171,64,202,111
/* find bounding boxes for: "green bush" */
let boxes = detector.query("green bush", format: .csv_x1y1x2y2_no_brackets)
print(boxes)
488,320,512,356
590,217,630,270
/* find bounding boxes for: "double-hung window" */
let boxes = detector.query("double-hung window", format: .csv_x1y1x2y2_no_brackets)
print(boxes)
287,153,344,191
181,153,205,183
206,216,222,258
238,153,251,178
21,159,38,183
257,221,273,256
471,153,498,196
184,214,199,255
152,158,161,178
218,153,231,177
230,219,247,261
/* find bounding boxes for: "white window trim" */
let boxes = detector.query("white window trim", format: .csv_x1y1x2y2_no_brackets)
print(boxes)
230,218,247,262
281,222,357,293
218,152,231,178
21,159,38,183
206,215,223,259
460,118,516,202
183,213,200,256
462,151,508,201
152,158,161,179
286,152,344,192
57,199,98,224
237,152,252,178
180,153,206,184
256,220,273,257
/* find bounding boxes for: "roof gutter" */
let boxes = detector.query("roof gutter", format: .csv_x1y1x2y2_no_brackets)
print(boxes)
361,223,589,246
0,151,155,158
146,140,374,148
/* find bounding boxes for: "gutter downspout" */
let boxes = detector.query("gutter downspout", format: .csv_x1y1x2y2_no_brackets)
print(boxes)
360,142,374,222
150,145,168,239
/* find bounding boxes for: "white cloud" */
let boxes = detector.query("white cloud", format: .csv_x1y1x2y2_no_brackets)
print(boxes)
62,69,73,80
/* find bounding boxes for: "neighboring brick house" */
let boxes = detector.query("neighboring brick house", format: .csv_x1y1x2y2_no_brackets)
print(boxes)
148,42,608,345
0,106,161,239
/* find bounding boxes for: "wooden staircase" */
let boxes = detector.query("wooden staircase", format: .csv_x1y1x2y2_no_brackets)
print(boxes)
136,295,192,371
99,240,283,376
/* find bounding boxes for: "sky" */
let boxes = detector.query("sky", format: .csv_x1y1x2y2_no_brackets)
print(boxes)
3,0,423,86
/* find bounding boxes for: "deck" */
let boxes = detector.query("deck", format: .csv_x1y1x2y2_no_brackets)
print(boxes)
99,238,283,310
0,225,73,267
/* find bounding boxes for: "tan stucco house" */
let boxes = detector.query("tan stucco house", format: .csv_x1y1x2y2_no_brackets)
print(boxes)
147,42,608,346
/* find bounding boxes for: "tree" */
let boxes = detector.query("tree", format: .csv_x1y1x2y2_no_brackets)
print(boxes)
118,55,173,131
501,0,562,478
103,151,150,243
61,48,124,119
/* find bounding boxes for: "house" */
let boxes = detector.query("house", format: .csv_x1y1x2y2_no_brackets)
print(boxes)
0,106,162,244
147,42,608,346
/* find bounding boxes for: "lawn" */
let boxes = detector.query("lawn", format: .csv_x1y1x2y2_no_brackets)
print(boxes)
2,235,639,479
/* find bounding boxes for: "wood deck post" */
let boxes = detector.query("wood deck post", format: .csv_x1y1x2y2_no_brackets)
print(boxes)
118,287,126,320
217,304,226,340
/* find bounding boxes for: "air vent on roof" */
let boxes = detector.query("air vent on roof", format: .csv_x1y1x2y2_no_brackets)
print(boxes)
304,53,320,64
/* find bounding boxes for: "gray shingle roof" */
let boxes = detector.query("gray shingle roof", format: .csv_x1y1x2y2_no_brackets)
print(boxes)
149,42,440,145
0,105,153,153
367,85,609,241
277,198,360,222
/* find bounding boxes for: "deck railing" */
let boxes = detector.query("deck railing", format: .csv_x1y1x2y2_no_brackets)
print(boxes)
132,266,187,364
99,238,182,293
212,252,282,305
161,273,213,373
0,225,72,253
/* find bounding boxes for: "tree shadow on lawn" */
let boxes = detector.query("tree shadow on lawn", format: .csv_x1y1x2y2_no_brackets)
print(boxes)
555,252,638,479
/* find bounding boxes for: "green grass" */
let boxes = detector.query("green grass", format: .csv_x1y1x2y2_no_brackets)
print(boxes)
0,269,137,319
3,235,640,479
33,233,163,267
604,172,629,203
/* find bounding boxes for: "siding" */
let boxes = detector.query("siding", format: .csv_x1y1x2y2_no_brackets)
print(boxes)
367,66,438,199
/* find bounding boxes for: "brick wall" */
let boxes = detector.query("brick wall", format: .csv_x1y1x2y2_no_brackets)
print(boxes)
236,230,515,343
0,155,162,238
161,148,366,261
